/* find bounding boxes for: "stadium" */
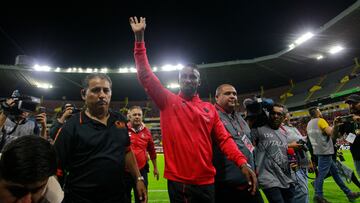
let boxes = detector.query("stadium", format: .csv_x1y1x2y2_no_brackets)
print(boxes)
0,1,360,203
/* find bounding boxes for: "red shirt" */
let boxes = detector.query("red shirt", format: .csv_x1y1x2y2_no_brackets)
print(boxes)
127,123,157,170
134,42,247,185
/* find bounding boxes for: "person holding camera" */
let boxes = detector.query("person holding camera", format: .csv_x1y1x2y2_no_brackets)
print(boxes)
334,94,360,177
307,107,360,203
282,111,312,203
213,84,263,203
0,96,47,151
49,103,78,140
252,103,295,203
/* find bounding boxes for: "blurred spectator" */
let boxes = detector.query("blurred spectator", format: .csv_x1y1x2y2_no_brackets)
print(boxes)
0,135,63,203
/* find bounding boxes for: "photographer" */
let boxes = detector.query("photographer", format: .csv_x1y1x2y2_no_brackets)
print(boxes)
307,107,360,203
251,102,295,203
0,93,47,151
49,103,79,140
333,94,360,175
282,111,312,203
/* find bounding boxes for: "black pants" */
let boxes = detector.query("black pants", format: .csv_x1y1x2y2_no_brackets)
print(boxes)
214,182,264,203
124,167,148,203
167,180,214,203
262,185,295,203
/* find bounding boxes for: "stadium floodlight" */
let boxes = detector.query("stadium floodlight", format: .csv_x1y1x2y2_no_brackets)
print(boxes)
55,67,61,72
78,68,83,73
35,82,53,89
316,55,324,60
328,45,344,54
294,32,314,45
152,66,158,72
119,67,129,73
175,64,184,70
66,68,72,72
288,43,295,50
162,64,177,71
166,83,180,89
94,68,98,72
86,68,93,73
129,67,137,73
100,68,108,73
33,64,51,72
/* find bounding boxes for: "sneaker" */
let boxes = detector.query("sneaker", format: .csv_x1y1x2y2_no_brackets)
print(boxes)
347,192,360,202
313,196,330,203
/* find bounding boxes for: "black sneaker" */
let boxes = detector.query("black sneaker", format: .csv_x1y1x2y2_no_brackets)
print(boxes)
347,192,360,202
313,196,330,203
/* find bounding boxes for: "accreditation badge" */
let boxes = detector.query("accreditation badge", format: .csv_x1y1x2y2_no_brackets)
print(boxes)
242,134,254,153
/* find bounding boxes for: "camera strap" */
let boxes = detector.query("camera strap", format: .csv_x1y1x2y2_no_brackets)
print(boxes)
7,123,19,136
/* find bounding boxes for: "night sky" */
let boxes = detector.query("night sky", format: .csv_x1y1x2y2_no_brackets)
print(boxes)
0,0,357,68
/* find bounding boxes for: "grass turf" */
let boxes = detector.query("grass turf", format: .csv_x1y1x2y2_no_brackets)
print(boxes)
144,150,360,203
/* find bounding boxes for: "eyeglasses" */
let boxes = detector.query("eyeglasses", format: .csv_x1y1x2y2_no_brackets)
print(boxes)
6,181,48,198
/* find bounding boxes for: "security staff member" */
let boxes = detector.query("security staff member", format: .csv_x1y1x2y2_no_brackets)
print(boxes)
54,73,146,203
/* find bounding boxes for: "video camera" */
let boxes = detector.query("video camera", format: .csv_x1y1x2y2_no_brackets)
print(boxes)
1,90,43,116
243,96,274,128
337,115,354,124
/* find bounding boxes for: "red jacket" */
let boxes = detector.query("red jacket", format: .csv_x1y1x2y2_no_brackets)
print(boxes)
127,123,157,170
134,42,247,185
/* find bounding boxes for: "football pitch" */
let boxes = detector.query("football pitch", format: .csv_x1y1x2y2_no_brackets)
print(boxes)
145,150,360,203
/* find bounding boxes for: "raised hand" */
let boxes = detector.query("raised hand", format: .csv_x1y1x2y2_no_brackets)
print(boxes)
130,16,146,42
129,16,146,33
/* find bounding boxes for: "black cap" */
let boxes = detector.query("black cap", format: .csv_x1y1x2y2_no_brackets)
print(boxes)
345,94,360,104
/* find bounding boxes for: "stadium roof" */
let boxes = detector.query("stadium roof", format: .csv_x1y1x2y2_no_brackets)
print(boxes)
0,1,360,101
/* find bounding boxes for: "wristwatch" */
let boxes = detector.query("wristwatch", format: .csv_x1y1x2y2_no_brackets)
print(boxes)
136,176,145,182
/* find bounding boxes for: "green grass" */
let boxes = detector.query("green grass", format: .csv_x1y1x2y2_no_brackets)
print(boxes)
145,150,360,203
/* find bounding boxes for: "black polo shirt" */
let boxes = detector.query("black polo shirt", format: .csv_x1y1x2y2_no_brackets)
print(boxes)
54,110,130,203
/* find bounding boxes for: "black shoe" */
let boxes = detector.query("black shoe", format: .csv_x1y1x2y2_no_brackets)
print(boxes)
313,196,330,203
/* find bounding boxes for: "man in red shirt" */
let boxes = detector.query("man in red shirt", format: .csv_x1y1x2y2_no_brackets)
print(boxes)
125,106,159,203
130,16,256,202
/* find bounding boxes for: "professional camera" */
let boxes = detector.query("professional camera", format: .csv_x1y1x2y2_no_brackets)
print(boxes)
1,90,42,116
243,96,274,128
62,103,81,114
337,115,354,124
